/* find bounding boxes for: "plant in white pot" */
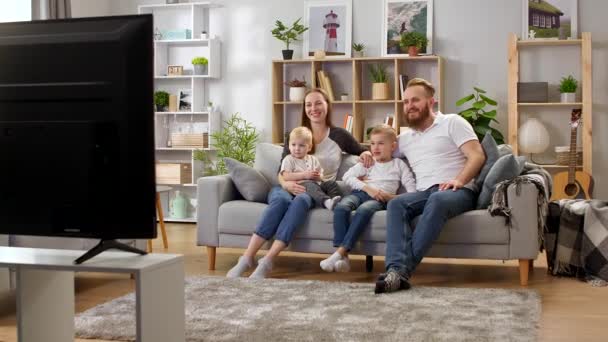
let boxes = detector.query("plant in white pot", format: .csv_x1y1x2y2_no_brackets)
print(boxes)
559,75,577,103
285,76,307,102
192,57,208,75
352,43,365,58
271,18,308,60
369,64,389,100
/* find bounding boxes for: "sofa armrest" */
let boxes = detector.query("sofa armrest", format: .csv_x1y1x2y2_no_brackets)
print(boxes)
507,182,541,259
196,174,239,247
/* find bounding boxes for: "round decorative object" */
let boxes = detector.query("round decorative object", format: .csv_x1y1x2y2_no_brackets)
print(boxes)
289,87,306,102
314,50,326,59
518,118,550,154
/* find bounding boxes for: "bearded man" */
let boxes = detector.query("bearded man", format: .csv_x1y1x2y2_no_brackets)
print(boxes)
367,78,486,293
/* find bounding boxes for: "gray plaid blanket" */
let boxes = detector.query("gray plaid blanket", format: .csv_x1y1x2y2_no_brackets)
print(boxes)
544,199,608,286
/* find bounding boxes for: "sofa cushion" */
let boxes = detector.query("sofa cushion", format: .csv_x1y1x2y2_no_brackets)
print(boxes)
253,143,283,186
218,202,509,245
225,158,270,203
474,132,500,190
336,154,359,181
476,154,526,209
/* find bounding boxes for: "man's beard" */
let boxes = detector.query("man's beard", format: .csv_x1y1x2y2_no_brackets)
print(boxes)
404,104,430,129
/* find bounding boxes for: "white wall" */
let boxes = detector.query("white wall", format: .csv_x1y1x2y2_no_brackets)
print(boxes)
71,0,112,17
92,0,607,199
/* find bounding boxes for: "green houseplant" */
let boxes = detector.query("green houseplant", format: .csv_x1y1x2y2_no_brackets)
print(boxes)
559,75,578,103
285,76,307,102
369,64,389,100
193,148,218,177
271,18,308,60
154,91,169,112
352,42,365,57
455,86,505,144
399,31,428,56
209,112,259,174
192,56,209,75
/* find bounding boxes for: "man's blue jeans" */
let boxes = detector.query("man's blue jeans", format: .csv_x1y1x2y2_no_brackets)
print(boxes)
385,185,477,277
254,186,313,244
333,190,385,251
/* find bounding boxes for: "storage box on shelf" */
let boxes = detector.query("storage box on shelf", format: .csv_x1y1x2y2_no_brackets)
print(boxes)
140,1,222,223
507,32,592,174
272,56,443,144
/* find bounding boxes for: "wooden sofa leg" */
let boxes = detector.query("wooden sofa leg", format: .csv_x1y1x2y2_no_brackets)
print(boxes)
518,259,530,286
365,256,373,272
207,246,216,271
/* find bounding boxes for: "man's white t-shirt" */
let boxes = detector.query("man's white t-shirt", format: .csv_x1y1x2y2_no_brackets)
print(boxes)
394,112,478,191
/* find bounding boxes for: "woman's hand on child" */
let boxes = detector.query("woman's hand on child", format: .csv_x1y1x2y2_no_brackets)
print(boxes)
283,180,306,195
359,151,374,168
373,190,393,202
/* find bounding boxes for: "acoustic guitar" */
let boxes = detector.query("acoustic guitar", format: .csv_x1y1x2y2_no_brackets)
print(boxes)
551,109,593,200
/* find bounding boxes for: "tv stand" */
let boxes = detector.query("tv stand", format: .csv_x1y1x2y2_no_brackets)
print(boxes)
74,239,147,264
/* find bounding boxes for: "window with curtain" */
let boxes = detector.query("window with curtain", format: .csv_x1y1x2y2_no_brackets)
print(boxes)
0,1,32,22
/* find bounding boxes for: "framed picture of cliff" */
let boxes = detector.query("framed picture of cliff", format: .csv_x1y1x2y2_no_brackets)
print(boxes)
522,0,578,40
381,0,433,56
303,0,352,58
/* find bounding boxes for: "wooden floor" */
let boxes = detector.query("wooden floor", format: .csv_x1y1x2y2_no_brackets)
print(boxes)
1,223,607,341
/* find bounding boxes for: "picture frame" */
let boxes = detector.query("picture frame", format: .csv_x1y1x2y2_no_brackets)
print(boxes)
167,65,183,76
381,0,433,57
303,0,352,59
522,0,578,40
178,89,192,112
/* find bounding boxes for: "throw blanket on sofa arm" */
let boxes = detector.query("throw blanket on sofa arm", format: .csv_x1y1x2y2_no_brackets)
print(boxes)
487,163,552,251
544,199,608,286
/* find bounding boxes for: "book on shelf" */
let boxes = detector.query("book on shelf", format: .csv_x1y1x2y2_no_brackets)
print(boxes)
399,74,409,100
343,113,353,133
316,70,335,101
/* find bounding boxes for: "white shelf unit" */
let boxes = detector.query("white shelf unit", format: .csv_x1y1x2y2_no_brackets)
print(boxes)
140,2,221,223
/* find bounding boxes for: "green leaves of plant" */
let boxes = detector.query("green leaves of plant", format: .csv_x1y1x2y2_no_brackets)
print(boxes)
455,94,474,106
473,86,486,94
368,64,388,83
272,17,309,50
479,94,497,105
455,87,504,144
209,113,259,175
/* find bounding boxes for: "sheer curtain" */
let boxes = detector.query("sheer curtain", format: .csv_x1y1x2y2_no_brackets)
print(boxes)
32,0,71,20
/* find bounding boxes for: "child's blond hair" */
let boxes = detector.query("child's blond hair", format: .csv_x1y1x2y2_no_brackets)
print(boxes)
289,126,313,147
369,124,397,142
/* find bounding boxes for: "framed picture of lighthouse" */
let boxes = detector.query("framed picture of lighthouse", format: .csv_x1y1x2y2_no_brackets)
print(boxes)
303,0,352,59
381,0,433,56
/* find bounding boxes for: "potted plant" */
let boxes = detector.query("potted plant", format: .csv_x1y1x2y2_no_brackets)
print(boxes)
193,149,217,177
207,101,214,113
455,86,505,144
352,43,365,58
271,18,308,60
369,64,389,100
210,113,259,174
154,91,170,112
399,31,428,57
192,57,208,75
340,93,349,101
284,76,307,102
559,75,578,103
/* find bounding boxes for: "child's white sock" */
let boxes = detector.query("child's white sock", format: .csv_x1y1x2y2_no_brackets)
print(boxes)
226,256,254,278
334,256,351,272
320,251,343,272
324,196,342,210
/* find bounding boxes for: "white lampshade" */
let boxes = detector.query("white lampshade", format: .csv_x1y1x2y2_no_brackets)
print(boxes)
519,118,550,154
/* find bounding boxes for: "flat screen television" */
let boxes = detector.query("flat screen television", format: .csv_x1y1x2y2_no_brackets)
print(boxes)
0,15,156,263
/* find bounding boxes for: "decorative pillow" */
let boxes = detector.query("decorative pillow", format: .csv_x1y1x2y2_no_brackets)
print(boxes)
474,132,500,191
497,144,513,158
336,154,359,181
253,143,283,186
225,157,271,203
476,154,526,209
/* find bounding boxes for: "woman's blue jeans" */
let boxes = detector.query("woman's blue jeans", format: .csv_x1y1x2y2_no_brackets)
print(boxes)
254,185,313,244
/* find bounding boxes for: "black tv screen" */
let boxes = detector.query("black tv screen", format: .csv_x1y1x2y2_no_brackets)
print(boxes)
0,15,156,240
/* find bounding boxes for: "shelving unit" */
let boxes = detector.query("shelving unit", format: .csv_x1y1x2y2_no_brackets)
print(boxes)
507,32,592,175
139,1,222,222
272,56,443,144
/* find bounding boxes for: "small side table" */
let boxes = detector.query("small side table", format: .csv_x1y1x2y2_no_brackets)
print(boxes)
0,246,185,342
149,185,171,251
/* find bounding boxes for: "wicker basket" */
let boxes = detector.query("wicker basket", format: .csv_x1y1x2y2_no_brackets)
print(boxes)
171,133,208,147
555,146,582,165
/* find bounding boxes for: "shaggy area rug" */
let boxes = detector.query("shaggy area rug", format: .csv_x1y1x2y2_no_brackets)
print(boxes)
75,276,540,341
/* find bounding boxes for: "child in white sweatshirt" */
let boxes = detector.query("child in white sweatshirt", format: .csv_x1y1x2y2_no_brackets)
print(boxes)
320,124,416,272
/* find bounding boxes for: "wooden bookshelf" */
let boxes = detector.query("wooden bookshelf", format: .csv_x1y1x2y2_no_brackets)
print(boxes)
271,56,443,143
507,32,592,175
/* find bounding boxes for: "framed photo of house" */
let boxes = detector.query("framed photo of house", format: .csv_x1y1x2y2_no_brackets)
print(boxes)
178,89,192,112
303,0,352,59
522,0,578,40
382,0,433,57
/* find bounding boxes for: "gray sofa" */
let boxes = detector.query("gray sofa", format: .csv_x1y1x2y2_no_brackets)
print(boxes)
197,143,540,285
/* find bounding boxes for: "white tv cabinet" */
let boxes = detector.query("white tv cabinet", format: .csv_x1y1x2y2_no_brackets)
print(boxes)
0,247,185,342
